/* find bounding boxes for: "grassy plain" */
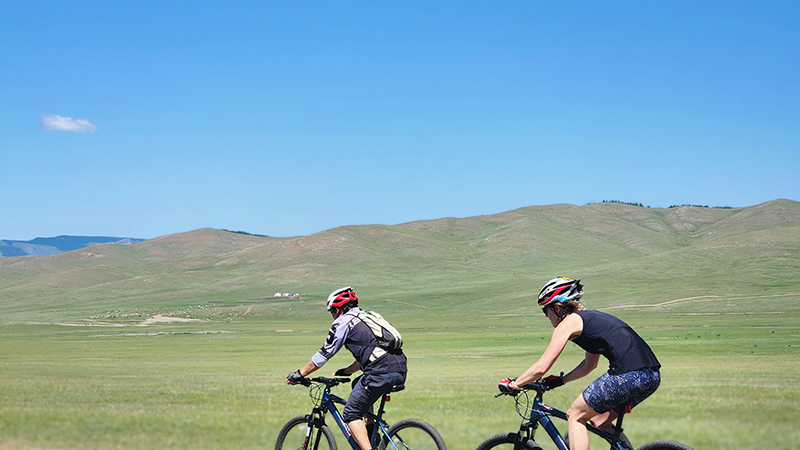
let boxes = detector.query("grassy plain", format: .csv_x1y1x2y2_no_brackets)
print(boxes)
2,295,799,450
3,202,800,450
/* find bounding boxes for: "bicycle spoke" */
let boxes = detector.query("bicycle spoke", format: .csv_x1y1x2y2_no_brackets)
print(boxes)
277,420,336,450
292,424,313,450
389,427,442,450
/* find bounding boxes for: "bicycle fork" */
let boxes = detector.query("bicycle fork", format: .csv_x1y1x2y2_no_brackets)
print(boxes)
305,408,330,450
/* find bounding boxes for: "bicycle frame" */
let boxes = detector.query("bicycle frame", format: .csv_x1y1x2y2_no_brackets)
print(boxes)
510,385,632,450
305,378,398,450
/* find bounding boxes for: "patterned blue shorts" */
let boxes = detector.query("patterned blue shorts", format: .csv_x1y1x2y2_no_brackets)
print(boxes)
582,368,660,414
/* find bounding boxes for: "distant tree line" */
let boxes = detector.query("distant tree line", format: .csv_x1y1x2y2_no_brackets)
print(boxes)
599,200,648,207
667,204,732,209
591,200,733,209
222,229,271,237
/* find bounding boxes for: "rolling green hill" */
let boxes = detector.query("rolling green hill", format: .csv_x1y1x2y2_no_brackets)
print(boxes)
1,200,799,450
2,199,798,323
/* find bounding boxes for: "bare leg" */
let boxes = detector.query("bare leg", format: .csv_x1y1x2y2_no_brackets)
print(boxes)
590,411,631,449
348,419,372,450
566,394,598,450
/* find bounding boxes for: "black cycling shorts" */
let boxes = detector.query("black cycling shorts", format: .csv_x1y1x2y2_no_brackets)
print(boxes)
342,372,406,423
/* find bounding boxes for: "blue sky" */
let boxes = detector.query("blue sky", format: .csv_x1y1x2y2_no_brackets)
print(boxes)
2,1,798,240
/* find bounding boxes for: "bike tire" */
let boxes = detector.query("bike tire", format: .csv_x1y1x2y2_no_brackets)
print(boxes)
377,418,447,450
276,415,338,450
475,433,543,450
636,440,694,450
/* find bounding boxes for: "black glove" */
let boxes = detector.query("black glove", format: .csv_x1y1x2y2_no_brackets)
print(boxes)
334,368,350,377
541,373,564,390
287,370,305,384
498,377,517,393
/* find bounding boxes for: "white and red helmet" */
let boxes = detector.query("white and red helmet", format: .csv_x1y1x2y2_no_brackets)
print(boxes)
327,286,358,310
538,277,584,307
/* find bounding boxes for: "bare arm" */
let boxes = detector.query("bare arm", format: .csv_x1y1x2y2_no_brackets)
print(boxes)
284,359,322,383
515,313,584,386
299,360,321,377
563,352,600,383
335,361,361,376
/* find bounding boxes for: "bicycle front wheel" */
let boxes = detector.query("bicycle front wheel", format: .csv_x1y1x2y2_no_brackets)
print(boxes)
475,433,543,450
378,418,447,450
636,440,693,450
276,415,338,450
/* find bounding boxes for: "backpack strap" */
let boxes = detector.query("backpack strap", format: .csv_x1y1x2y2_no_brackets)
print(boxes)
343,310,388,363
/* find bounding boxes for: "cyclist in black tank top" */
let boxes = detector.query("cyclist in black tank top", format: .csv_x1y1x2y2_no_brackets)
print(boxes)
497,278,661,450
572,310,660,375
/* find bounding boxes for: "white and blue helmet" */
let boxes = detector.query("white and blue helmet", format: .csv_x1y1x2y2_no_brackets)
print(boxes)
538,277,584,307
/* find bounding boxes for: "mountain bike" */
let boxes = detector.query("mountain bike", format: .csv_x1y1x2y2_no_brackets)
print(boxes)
276,376,446,450
476,381,692,450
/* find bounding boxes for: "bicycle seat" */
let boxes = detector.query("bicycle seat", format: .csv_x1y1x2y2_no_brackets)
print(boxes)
614,404,633,415
390,384,405,393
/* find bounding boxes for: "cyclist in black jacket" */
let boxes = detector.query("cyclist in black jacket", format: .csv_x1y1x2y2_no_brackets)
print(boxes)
499,277,661,450
287,287,407,450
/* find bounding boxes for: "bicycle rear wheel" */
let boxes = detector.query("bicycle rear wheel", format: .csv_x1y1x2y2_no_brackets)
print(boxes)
475,433,543,450
276,415,338,450
378,418,447,450
636,440,693,450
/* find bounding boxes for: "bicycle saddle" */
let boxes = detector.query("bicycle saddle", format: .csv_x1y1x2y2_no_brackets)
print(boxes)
614,404,633,414
390,384,405,392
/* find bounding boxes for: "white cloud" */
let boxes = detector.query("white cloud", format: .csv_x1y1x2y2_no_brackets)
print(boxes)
40,114,97,133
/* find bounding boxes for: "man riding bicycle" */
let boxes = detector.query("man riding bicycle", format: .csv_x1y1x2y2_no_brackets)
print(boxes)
287,287,407,450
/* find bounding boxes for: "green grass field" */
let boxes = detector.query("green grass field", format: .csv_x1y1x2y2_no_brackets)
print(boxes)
3,202,800,449
2,295,799,450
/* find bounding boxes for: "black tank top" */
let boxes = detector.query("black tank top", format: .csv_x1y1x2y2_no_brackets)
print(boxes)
571,310,661,375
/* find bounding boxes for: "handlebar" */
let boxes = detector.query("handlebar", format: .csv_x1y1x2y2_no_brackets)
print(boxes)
295,376,351,388
496,381,549,398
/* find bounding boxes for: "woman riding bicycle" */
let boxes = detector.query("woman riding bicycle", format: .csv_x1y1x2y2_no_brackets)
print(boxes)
499,277,661,450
